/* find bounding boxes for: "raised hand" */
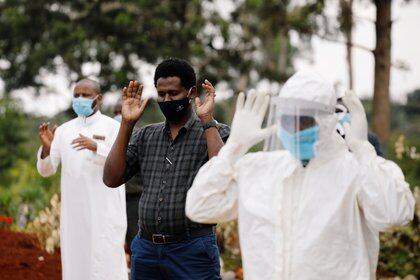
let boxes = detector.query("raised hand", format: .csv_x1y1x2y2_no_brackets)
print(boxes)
226,91,277,159
38,123,57,158
121,80,149,124
195,79,216,123
342,90,368,142
38,123,57,148
71,134,97,152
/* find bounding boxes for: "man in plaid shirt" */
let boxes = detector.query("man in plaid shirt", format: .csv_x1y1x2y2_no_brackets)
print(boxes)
104,58,229,279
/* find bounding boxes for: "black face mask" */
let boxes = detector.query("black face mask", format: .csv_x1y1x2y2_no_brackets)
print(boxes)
158,97,190,122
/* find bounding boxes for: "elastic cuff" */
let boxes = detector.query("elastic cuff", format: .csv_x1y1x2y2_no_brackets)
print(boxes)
352,140,377,163
95,142,109,157
218,141,246,164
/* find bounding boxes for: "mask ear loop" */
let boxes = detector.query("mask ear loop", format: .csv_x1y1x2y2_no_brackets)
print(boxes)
91,95,100,111
334,104,348,137
187,87,193,103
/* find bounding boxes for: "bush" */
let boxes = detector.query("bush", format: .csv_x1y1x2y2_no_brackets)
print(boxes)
377,134,420,277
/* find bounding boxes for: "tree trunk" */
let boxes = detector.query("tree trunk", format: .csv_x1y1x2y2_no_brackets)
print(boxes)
278,30,288,81
372,0,392,144
344,0,354,89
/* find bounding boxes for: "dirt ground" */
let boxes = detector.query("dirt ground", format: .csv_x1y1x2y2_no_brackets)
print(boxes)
0,229,61,280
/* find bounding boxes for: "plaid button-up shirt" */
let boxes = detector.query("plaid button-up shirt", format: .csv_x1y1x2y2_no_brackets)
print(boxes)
123,113,230,234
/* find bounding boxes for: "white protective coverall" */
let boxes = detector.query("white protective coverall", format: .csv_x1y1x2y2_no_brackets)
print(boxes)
37,111,128,280
186,71,415,280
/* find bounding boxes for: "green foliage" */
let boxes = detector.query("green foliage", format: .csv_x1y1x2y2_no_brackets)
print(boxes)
0,0,328,96
378,223,420,277
387,134,420,189
0,98,27,183
376,134,420,277
0,0,225,93
228,0,326,83
0,159,60,223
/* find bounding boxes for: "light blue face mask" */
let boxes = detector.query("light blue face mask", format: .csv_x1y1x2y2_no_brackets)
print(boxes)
72,97,95,117
338,113,352,125
278,126,320,160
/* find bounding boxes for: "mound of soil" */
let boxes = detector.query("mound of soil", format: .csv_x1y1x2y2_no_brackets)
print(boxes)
0,229,61,280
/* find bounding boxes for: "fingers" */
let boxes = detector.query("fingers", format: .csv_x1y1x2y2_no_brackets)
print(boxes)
244,90,256,111
71,138,83,145
71,134,88,144
236,92,245,111
132,81,140,97
127,81,134,98
71,138,89,150
202,79,215,97
139,98,149,113
73,143,88,151
39,122,50,133
124,81,143,100
195,97,202,108
122,87,128,100
135,84,143,100
258,95,270,119
259,124,278,139
343,90,363,113
252,92,265,113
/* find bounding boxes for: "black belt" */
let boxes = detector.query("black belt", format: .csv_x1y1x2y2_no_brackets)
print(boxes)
139,226,215,244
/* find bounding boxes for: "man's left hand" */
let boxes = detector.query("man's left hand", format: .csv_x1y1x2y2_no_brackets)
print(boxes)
195,79,216,123
71,134,98,152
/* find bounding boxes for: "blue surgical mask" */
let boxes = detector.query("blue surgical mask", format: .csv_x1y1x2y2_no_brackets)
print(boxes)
338,113,352,125
72,97,95,117
278,126,320,160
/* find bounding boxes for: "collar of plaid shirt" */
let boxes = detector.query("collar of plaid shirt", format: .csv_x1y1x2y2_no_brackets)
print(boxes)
163,110,198,137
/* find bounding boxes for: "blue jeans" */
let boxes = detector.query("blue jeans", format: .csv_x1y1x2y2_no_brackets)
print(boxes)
130,233,222,280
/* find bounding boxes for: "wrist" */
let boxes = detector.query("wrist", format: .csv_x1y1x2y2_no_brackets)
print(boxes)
199,115,214,124
41,145,51,159
121,119,137,129
202,119,219,131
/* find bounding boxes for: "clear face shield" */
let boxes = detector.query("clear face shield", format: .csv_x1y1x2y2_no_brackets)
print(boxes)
264,97,335,161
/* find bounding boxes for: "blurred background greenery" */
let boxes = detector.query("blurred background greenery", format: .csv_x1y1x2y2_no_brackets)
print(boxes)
0,0,419,278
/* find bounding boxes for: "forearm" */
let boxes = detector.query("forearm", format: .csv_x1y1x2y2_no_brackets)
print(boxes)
205,127,224,159
186,145,239,223
357,154,415,231
37,146,57,177
103,120,135,188
40,145,50,159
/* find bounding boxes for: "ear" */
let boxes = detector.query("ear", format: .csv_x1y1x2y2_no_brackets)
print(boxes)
93,94,103,111
188,86,198,99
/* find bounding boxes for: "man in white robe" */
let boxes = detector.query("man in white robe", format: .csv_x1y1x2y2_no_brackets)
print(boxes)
37,78,128,280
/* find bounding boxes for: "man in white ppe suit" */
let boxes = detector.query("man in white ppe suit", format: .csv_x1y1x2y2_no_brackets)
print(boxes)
185,71,415,280
37,78,128,280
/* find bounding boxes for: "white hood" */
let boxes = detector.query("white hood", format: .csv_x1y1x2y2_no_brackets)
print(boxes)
279,70,337,109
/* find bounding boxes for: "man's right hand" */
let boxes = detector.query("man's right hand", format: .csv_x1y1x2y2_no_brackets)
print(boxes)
38,123,57,158
121,80,149,124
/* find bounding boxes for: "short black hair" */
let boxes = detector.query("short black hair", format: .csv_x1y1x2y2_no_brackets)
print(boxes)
154,58,196,89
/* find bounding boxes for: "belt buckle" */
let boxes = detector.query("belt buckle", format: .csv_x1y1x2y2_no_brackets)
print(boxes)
152,234,166,244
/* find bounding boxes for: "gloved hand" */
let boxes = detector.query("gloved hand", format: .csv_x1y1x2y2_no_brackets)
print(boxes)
342,90,368,142
222,90,277,162
342,90,374,159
